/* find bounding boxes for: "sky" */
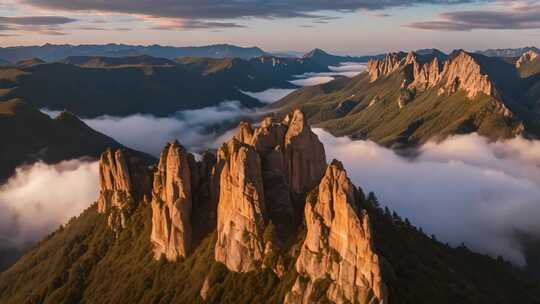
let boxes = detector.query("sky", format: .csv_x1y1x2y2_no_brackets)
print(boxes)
0,0,539,55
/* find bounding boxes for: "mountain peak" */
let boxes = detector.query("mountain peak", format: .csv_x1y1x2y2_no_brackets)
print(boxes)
303,48,329,58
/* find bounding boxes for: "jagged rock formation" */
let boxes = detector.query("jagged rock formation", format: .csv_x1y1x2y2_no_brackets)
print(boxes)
368,50,495,100
367,52,407,82
284,110,327,194
276,48,532,146
4,109,540,304
150,141,194,261
285,161,387,304
215,138,267,272
516,50,538,68
97,149,152,234
215,110,327,272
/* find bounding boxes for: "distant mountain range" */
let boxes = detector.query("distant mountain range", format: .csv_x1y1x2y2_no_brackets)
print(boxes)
0,49,366,117
0,43,268,63
0,43,381,64
476,46,540,58
274,48,540,147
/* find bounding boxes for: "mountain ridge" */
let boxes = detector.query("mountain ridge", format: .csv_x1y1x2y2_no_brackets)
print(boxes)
0,99,154,181
0,43,268,62
273,49,540,146
0,51,363,117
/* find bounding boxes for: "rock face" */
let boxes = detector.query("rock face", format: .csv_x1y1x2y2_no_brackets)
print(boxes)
97,149,152,234
368,50,495,100
214,110,327,272
284,110,327,195
285,160,387,304
150,141,193,261
190,151,219,243
516,50,538,68
215,138,267,272
367,52,407,82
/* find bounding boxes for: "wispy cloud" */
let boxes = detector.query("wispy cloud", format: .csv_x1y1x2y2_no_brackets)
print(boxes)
0,15,76,35
20,0,485,31
406,1,540,31
0,16,76,25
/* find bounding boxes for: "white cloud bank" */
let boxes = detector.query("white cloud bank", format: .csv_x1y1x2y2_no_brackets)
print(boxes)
241,88,296,104
0,160,99,248
291,62,367,86
316,129,540,266
44,101,259,157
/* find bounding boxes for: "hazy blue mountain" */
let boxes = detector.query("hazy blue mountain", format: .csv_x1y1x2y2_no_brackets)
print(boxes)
476,47,540,58
0,43,268,63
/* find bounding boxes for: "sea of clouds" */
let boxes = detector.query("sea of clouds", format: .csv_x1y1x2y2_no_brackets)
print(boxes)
243,62,367,98
0,160,99,248
3,111,540,267
290,62,367,86
316,129,540,265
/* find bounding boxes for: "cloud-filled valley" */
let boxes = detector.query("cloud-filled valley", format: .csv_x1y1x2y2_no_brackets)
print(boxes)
20,59,540,268
5,106,540,267
0,160,99,249
290,62,367,86
44,101,260,157
241,89,296,104
316,129,540,265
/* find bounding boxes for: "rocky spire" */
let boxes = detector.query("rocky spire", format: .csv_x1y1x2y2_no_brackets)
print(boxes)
150,141,193,261
285,160,387,304
214,110,327,273
214,138,267,272
97,148,152,234
284,110,327,195
367,52,407,82
368,50,497,103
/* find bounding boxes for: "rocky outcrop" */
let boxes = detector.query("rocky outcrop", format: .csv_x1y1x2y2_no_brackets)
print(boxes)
439,51,493,98
285,160,387,304
215,138,267,272
368,50,496,102
237,111,326,196
516,50,538,68
150,141,193,261
214,110,327,272
284,110,327,195
367,52,407,82
97,149,151,234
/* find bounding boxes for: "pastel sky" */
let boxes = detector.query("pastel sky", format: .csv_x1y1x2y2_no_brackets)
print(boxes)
0,0,539,54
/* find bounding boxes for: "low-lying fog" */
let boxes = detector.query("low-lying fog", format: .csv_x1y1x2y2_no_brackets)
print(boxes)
0,160,99,248
290,62,367,86
6,61,540,268
83,101,256,156
316,129,540,266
